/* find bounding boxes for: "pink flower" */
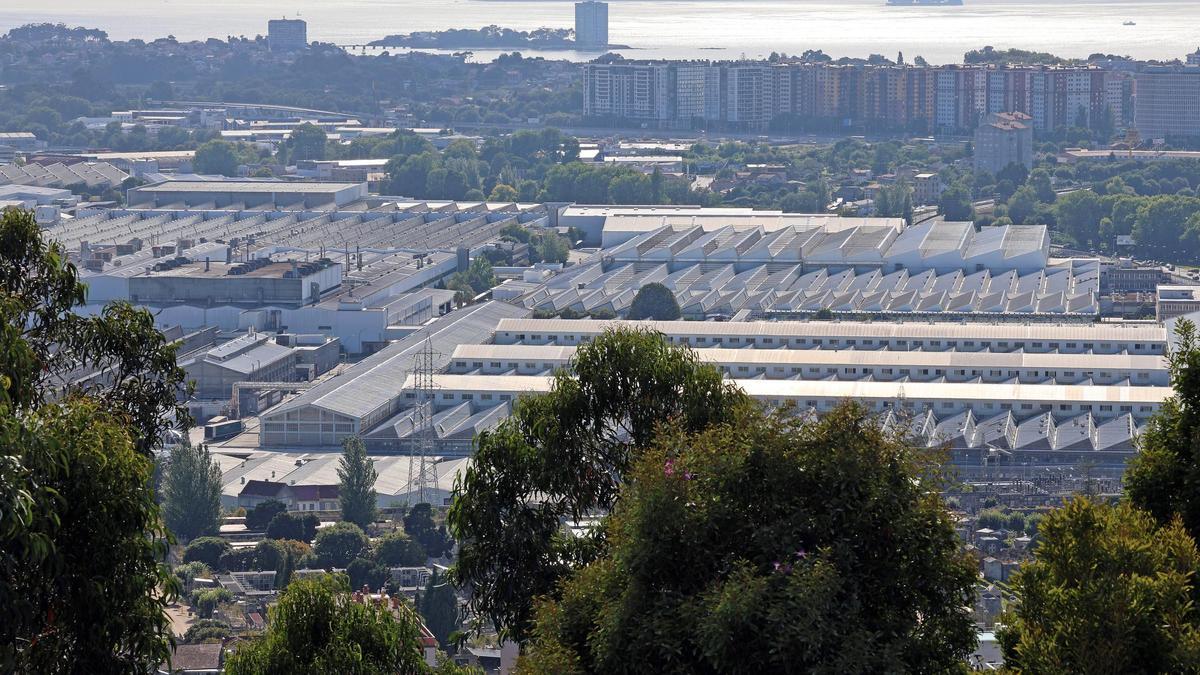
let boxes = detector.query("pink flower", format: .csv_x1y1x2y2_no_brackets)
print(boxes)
664,458,675,477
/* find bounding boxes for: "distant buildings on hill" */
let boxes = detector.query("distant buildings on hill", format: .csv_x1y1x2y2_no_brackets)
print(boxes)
267,18,307,53
582,60,1130,134
575,1,609,49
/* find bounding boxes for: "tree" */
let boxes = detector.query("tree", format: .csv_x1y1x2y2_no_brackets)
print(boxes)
404,503,452,559
184,536,233,569
267,512,320,542
223,574,434,675
488,183,518,202
938,183,975,221
1,209,187,671
1054,189,1105,247
418,570,459,647
162,441,223,542
1126,319,1200,538
449,329,750,642
626,282,681,320
998,498,1200,673
1006,185,1038,225
193,139,240,176
780,190,822,213
375,531,427,567
190,588,234,620
520,403,978,672
287,122,327,162
339,436,378,530
246,499,289,531
346,557,390,592
314,522,370,568
184,619,232,644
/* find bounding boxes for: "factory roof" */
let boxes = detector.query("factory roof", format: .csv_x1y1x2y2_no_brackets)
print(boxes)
268,301,529,420
421,373,1169,407
494,318,1167,343
133,180,357,194
450,343,1165,372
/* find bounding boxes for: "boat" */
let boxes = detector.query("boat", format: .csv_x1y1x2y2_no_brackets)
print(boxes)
1123,20,1136,26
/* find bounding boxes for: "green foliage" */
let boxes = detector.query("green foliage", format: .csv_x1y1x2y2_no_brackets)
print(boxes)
449,328,750,641
938,183,975,221
266,511,320,542
174,561,214,586
190,587,234,619
183,536,232,569
489,183,519,201
184,619,232,644
246,499,288,531
314,522,370,568
626,282,682,320
403,503,453,559
162,441,223,542
999,498,1200,672
375,531,427,567
338,436,378,530
1,209,185,671
194,139,241,176
347,557,390,592
520,403,978,673
223,574,432,675
417,570,459,647
1126,319,1200,538
287,122,327,162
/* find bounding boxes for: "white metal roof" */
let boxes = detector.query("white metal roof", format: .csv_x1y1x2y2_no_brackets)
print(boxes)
494,318,1167,344
449,343,1165,372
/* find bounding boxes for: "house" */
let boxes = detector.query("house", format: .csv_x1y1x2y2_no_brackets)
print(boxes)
237,480,340,512
981,556,1004,581
238,479,288,510
289,484,340,512
158,643,223,674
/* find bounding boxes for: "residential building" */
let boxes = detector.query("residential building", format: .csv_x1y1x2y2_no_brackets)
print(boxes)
912,172,944,205
582,62,671,123
574,1,609,48
974,111,1033,175
267,18,307,52
1135,65,1200,139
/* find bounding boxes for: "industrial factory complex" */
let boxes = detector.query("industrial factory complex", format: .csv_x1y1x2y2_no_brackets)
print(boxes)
34,177,1185,502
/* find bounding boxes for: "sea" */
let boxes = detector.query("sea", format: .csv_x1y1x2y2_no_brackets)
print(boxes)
2,0,1198,64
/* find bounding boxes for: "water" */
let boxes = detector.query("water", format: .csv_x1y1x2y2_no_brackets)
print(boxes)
1,0,1198,64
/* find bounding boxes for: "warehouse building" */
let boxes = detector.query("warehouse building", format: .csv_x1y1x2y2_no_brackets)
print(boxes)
492,318,1167,355
257,301,529,448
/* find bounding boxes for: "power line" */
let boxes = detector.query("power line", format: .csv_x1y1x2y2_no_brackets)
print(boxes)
406,336,440,505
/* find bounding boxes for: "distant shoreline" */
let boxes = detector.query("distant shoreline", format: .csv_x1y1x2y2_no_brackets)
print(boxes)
366,26,630,51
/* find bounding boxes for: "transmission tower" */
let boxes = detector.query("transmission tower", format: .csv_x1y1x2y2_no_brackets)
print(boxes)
406,337,440,505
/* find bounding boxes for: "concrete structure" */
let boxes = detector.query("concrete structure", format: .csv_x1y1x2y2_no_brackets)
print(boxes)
974,112,1033,175
574,1,609,48
1135,66,1200,139
1157,285,1200,321
268,18,308,52
181,332,300,399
